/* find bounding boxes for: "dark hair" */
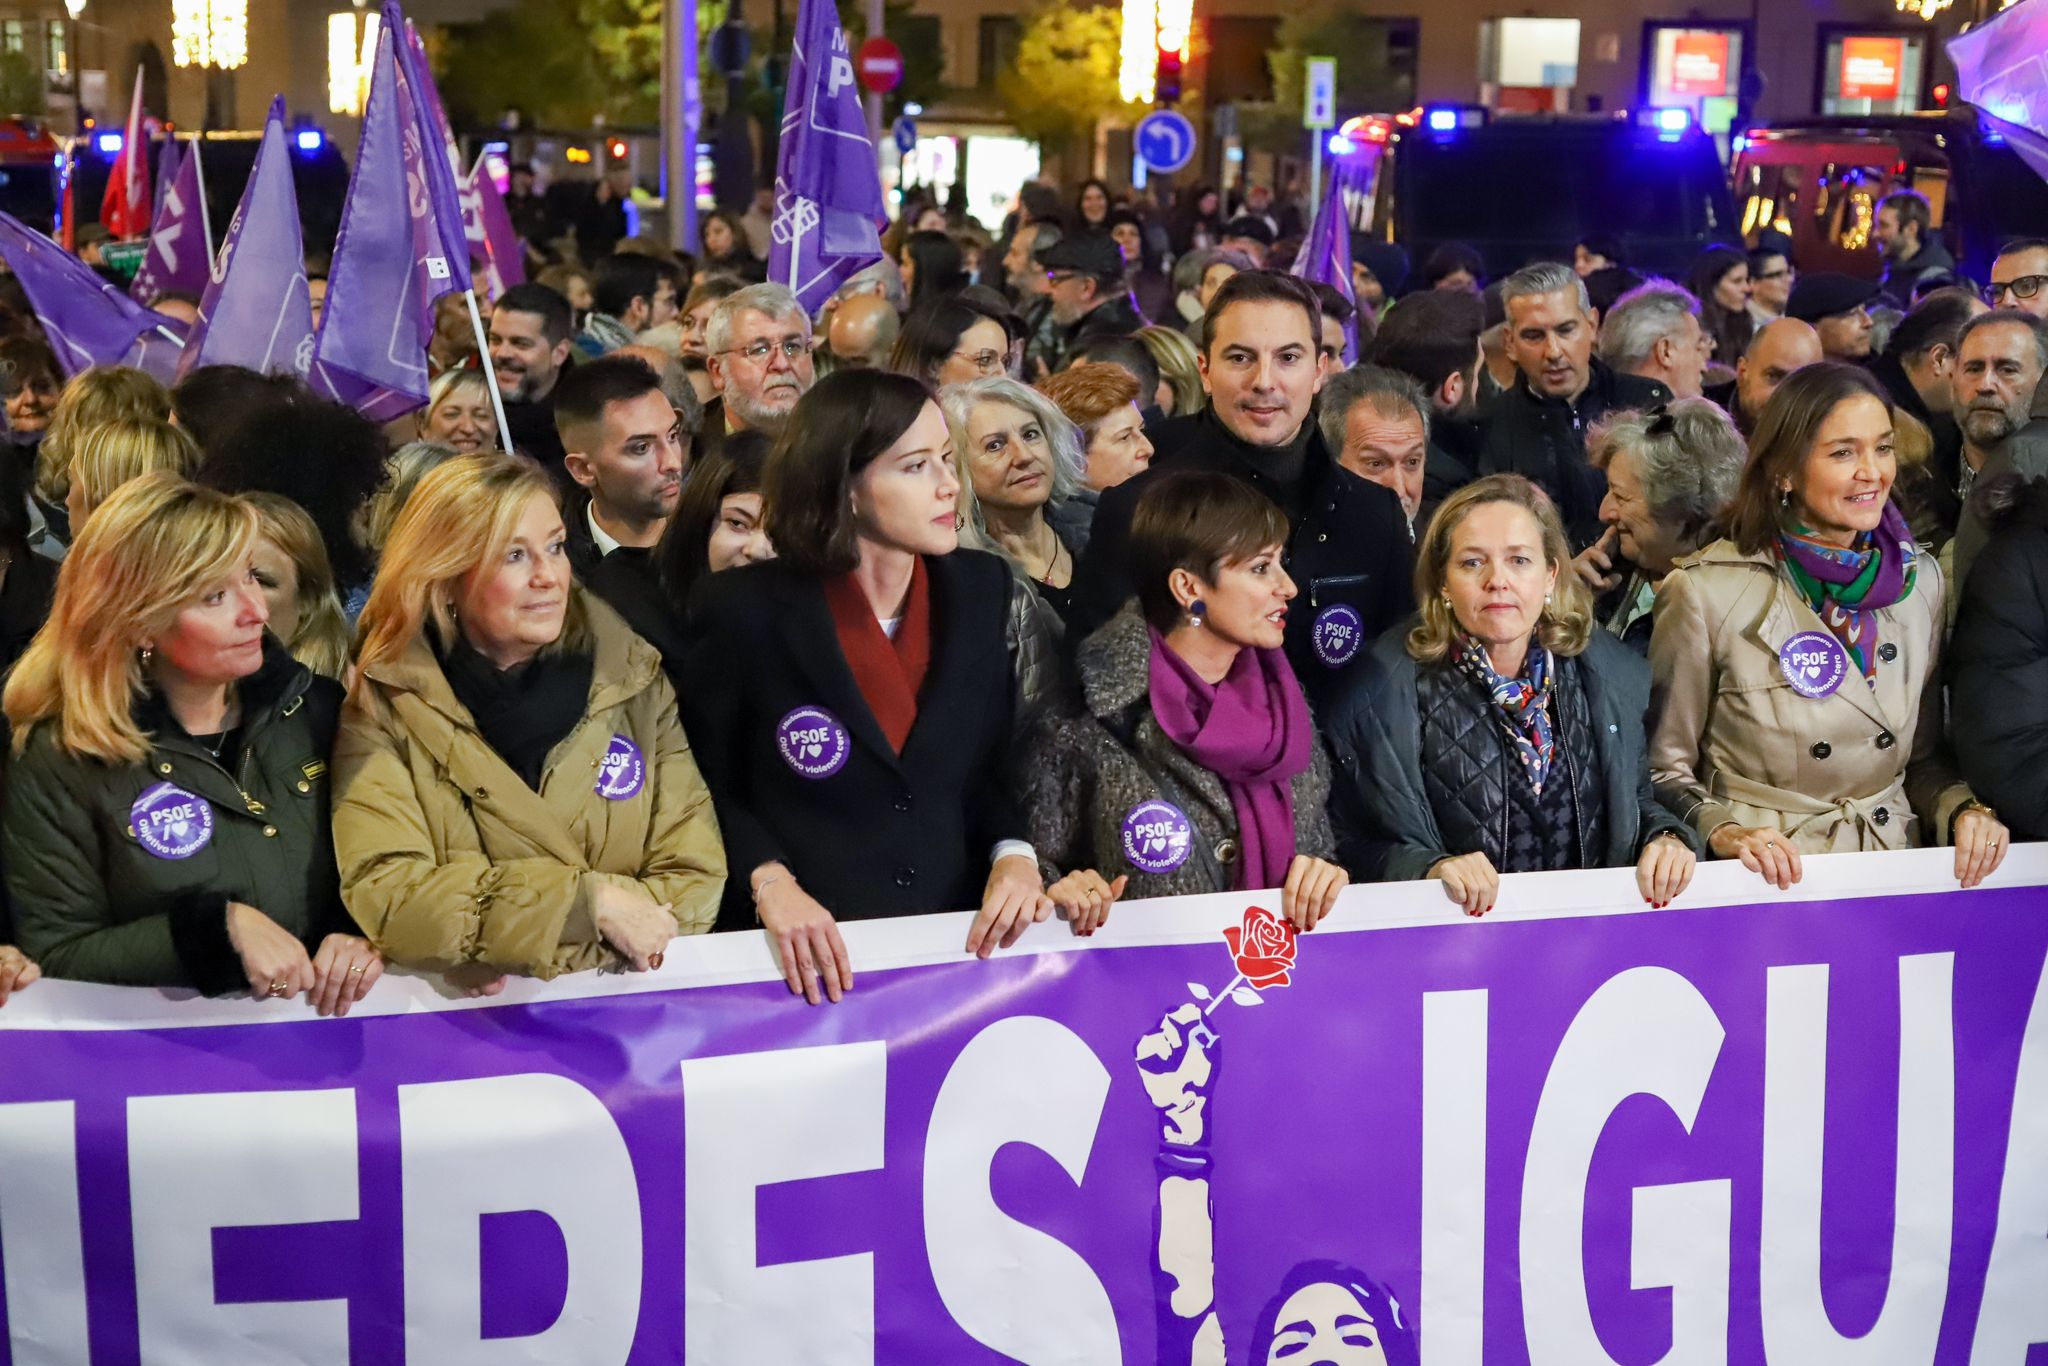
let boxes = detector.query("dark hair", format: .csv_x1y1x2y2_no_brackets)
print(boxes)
901,230,967,310
1073,177,1113,225
1367,289,1483,394
1577,233,1626,267
170,365,307,456
1018,182,1065,230
1726,361,1895,554
890,293,1012,382
659,428,771,602
552,354,665,448
1421,241,1486,287
1309,281,1355,328
1886,286,1983,361
1879,189,1933,239
1248,1262,1418,1366
701,208,753,262
1221,215,1275,247
0,336,59,396
1996,237,2048,262
762,369,934,574
1584,265,1646,319
591,253,665,320
1065,335,1159,405
1127,470,1290,630
197,394,389,587
1201,270,1321,358
1748,244,1790,276
0,437,31,558
1689,245,1753,364
494,282,574,346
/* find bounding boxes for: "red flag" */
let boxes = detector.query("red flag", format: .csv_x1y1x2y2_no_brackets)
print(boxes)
98,69,149,239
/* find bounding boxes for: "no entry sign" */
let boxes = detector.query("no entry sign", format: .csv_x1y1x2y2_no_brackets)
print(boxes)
857,36,904,94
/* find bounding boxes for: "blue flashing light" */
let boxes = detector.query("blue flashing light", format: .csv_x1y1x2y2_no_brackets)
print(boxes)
1730,133,1749,155
1425,107,1459,133
1326,134,1355,156
1655,107,1690,133
94,131,122,156
294,128,325,153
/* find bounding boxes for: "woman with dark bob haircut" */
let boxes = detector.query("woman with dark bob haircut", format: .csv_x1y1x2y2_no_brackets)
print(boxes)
1019,470,1345,933
1650,361,2006,890
889,292,1018,387
679,369,1050,1004
897,229,968,312
1325,474,1698,917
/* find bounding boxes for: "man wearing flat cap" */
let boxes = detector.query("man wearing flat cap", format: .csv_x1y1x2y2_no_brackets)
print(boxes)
1039,234,1147,371
1787,272,1881,363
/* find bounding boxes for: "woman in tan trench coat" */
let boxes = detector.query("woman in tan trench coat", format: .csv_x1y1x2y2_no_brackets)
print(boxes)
1649,363,2009,890
333,453,725,993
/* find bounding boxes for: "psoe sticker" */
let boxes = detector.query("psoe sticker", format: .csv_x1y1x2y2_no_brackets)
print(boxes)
130,782,215,860
1121,799,1193,874
1779,630,1849,699
777,706,851,779
595,733,647,800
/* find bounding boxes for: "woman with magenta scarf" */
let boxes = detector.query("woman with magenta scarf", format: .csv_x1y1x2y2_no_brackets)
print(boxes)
1324,475,1699,917
1019,472,1347,934
1650,363,2008,891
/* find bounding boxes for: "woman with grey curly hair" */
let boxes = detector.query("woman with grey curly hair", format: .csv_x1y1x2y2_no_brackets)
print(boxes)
1573,399,1748,654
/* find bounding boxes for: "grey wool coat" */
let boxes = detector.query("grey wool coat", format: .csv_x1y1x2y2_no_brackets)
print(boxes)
1018,604,1336,898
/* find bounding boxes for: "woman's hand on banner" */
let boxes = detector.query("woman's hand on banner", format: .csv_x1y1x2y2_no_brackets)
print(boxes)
1280,856,1348,931
1636,833,1696,908
1047,870,1127,936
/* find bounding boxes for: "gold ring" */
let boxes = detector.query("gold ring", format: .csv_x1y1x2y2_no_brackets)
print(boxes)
649,952,664,970
348,964,366,975
267,981,289,997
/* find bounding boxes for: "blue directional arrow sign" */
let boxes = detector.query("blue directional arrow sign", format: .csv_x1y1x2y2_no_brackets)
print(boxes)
1134,110,1197,174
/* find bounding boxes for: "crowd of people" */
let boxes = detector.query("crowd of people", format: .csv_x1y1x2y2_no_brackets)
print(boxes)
0,166,2042,1020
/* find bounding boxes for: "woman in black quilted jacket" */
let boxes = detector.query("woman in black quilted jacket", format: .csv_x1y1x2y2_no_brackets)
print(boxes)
1324,475,1698,916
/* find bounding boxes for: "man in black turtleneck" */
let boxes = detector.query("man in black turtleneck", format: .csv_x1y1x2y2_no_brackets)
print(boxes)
1070,270,1412,705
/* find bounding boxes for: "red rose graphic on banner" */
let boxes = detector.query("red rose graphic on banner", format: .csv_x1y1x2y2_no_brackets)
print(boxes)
1222,906,1298,990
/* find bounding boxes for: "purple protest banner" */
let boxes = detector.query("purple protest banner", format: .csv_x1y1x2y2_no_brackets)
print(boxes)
309,12,463,424
1946,6,2048,186
2,848,2045,1362
129,137,214,306
180,98,314,379
1291,158,1368,365
0,210,184,383
768,0,886,314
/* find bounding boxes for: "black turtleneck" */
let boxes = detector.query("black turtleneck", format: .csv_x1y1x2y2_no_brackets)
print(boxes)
1198,406,1317,521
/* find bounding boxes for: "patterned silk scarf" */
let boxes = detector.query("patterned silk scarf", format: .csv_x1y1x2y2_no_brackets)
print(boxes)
1452,633,1557,795
1776,500,1918,682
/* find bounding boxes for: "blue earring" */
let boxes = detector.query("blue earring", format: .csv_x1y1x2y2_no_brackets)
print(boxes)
1188,601,1206,627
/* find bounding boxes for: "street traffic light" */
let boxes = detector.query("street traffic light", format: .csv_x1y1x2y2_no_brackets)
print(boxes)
1155,49,1182,105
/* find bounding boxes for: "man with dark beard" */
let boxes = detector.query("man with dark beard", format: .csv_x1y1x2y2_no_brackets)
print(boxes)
487,283,576,476
1949,310,2048,594
700,283,817,461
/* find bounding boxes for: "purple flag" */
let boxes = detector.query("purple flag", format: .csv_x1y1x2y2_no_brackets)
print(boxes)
1290,161,1368,365
1946,7,2048,185
466,153,525,300
769,0,886,313
0,210,183,382
129,137,213,306
391,1,472,278
150,135,176,223
308,13,464,423
179,98,313,379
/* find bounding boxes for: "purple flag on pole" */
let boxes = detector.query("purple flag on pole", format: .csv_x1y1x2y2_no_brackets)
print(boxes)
150,135,176,223
465,153,525,300
129,137,213,306
308,12,464,422
768,0,886,314
1946,6,2048,185
0,210,183,382
179,98,313,379
392,2,472,277
1290,161,1367,365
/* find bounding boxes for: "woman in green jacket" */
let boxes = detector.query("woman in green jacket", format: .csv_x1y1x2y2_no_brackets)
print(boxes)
2,475,382,1013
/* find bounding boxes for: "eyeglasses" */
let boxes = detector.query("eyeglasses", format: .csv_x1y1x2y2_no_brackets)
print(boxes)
723,337,816,365
1045,271,1083,287
1986,274,2048,306
949,348,1006,376
1754,267,1792,282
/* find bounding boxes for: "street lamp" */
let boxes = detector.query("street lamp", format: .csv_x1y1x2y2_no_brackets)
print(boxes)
172,0,247,128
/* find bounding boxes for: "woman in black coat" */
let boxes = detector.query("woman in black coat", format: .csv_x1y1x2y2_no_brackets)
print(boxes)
680,370,1051,1004
1324,475,1698,916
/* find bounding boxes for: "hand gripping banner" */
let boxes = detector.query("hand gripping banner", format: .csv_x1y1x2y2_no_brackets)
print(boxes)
2,846,2046,1362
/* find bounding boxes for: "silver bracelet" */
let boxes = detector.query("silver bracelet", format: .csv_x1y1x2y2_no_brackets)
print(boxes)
752,874,786,903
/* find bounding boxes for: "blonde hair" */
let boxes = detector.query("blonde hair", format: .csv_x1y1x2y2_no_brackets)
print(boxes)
364,441,460,552
245,492,350,680
414,369,494,440
36,366,173,503
68,417,202,524
5,474,258,763
354,451,587,674
1407,473,1594,664
1136,324,1205,416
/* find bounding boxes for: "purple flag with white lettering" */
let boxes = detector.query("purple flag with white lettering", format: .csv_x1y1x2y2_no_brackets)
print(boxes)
179,98,313,379
768,0,886,313
1290,161,1366,365
466,153,525,300
392,1,472,278
129,137,213,305
0,210,183,382
308,13,463,422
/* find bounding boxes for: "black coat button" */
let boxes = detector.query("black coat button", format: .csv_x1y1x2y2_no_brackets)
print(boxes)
1874,808,1890,826
1878,643,1898,663
894,866,916,887
1877,731,1896,750
1811,741,1831,759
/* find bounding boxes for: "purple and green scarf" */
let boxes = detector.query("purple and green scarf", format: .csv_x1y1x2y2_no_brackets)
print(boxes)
1453,633,1557,795
1776,500,1918,682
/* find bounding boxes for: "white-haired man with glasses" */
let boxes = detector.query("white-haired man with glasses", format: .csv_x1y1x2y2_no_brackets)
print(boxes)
703,284,818,456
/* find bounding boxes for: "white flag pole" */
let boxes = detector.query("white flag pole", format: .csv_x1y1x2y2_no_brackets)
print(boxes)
190,137,216,265
463,287,515,454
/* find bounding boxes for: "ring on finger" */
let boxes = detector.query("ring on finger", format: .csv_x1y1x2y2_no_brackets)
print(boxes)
348,964,366,976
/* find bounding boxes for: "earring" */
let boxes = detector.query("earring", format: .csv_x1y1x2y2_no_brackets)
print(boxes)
1779,487,1791,509
139,645,153,668
1188,601,1206,628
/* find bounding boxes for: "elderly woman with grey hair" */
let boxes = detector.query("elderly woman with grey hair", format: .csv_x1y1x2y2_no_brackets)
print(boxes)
1572,399,1748,653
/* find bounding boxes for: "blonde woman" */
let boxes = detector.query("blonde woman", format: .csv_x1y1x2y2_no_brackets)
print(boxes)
64,416,201,529
2,475,381,1012
413,369,496,455
35,365,172,543
1136,324,1205,416
1325,474,1698,916
332,452,725,993
245,493,350,680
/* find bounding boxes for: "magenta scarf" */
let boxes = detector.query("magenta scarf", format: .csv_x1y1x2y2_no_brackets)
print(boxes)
1146,626,1314,891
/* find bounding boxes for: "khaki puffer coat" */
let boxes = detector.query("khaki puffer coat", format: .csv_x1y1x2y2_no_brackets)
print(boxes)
332,592,725,977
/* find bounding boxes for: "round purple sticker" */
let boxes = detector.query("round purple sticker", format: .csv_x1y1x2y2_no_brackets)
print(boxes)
594,733,646,800
1779,630,1849,699
1121,799,1194,875
130,782,214,860
777,706,851,779
1312,604,1365,668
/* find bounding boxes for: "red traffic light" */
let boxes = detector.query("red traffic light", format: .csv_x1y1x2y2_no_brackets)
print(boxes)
1931,82,1950,108
607,138,628,160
